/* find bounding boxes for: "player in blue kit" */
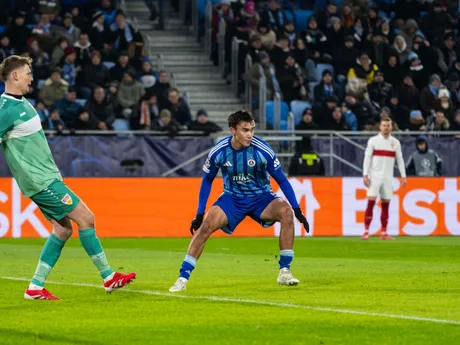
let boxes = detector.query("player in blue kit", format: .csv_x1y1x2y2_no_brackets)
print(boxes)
169,110,309,292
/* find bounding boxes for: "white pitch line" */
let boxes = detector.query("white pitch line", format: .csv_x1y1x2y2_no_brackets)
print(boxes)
2,276,459,326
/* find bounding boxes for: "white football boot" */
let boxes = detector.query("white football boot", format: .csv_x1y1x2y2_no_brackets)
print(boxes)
277,268,300,286
169,277,188,292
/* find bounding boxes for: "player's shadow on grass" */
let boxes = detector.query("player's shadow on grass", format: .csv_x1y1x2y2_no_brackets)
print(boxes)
0,328,104,345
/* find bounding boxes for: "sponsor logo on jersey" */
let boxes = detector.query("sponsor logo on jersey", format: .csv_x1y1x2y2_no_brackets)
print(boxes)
61,194,73,205
247,159,255,167
233,174,253,182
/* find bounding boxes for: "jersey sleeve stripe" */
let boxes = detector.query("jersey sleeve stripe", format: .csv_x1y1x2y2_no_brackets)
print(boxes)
208,141,228,158
373,150,396,157
252,142,274,159
252,138,275,156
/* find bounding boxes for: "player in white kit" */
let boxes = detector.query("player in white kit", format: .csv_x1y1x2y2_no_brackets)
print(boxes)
362,117,407,240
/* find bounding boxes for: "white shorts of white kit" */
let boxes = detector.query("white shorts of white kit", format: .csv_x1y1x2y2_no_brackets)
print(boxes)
367,178,393,200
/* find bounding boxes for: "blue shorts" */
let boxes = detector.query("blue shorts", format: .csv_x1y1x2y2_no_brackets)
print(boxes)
213,192,279,234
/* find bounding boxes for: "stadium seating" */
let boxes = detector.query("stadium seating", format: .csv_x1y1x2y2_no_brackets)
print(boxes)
266,100,290,130
290,101,312,125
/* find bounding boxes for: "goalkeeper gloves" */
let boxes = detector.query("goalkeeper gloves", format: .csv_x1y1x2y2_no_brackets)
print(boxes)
293,207,310,233
190,214,204,235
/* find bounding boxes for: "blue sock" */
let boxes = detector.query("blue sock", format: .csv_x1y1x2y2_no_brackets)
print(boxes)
179,254,196,280
279,249,294,269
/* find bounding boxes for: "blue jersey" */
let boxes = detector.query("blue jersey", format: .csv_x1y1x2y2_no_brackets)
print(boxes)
203,136,281,198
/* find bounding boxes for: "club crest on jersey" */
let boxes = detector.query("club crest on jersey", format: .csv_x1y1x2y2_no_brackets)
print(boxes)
61,194,73,205
247,159,255,167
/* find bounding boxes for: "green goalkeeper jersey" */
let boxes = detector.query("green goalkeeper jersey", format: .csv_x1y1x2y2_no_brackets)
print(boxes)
0,94,62,197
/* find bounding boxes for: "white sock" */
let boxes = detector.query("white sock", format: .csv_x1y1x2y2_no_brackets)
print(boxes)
103,272,115,283
28,283,43,291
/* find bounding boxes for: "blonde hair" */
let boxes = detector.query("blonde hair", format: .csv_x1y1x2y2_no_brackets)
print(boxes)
0,55,32,82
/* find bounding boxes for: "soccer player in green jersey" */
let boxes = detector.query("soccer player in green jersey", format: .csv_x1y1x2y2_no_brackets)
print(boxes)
0,56,136,300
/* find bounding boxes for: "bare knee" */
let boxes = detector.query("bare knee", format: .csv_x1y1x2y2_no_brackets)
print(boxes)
75,209,95,229
198,219,213,236
279,204,294,225
52,219,73,241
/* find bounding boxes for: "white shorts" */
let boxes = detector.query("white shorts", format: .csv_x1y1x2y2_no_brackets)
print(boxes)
367,178,393,200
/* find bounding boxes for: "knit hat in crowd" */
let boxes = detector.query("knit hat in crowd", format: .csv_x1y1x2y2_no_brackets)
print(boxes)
258,51,270,61
93,11,104,21
438,88,449,99
64,46,76,57
430,74,441,84
197,109,208,117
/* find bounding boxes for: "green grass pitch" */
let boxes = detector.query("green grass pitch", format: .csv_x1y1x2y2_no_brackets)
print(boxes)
0,237,459,345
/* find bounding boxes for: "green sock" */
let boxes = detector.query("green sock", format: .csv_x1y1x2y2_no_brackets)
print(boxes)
31,234,65,287
79,228,114,279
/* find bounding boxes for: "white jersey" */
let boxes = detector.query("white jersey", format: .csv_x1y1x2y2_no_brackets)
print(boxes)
363,133,406,180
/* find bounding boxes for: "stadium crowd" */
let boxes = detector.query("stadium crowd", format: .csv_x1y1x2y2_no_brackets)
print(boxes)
212,0,460,132
0,0,219,133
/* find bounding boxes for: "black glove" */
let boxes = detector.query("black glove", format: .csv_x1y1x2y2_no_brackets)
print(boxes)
190,214,204,235
293,207,309,233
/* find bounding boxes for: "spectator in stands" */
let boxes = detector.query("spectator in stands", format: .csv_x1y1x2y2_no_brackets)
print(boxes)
412,34,438,77
107,80,120,111
39,0,60,18
110,10,142,52
399,19,419,50
369,70,392,109
261,0,286,33
245,33,267,65
90,11,107,52
325,106,350,130
325,17,345,58
351,18,365,50
55,87,84,126
281,20,299,49
117,71,145,128
292,37,307,68
277,53,306,103
233,1,260,42
296,107,319,131
421,1,454,43
408,109,425,131
434,87,455,121
367,29,389,68
211,0,234,65
109,51,136,82
448,59,460,82
139,93,160,129
257,20,276,50
98,0,117,27
74,32,93,69
450,109,460,132
53,13,81,45
32,13,53,52
379,19,393,44
153,70,171,110
42,108,65,131
50,37,69,69
398,74,420,110
388,91,410,131
317,1,338,31
420,74,443,115
269,33,290,70
363,5,382,36
73,109,100,130
244,51,277,100
445,73,460,107
340,4,354,31
39,68,68,107
128,35,148,72
139,59,157,95
348,51,379,85
85,87,115,130
304,16,329,63
312,95,338,128
335,36,358,79
35,100,50,122
71,6,89,33
61,46,79,87
188,109,223,134
152,109,182,134
314,69,340,105
382,54,402,88
391,35,410,65
0,34,14,63
341,102,358,131
407,52,429,92
82,50,109,97
28,37,50,80
423,109,450,132
344,95,377,130
166,88,192,126
288,136,325,176
437,33,456,75
6,11,31,54
406,136,442,176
